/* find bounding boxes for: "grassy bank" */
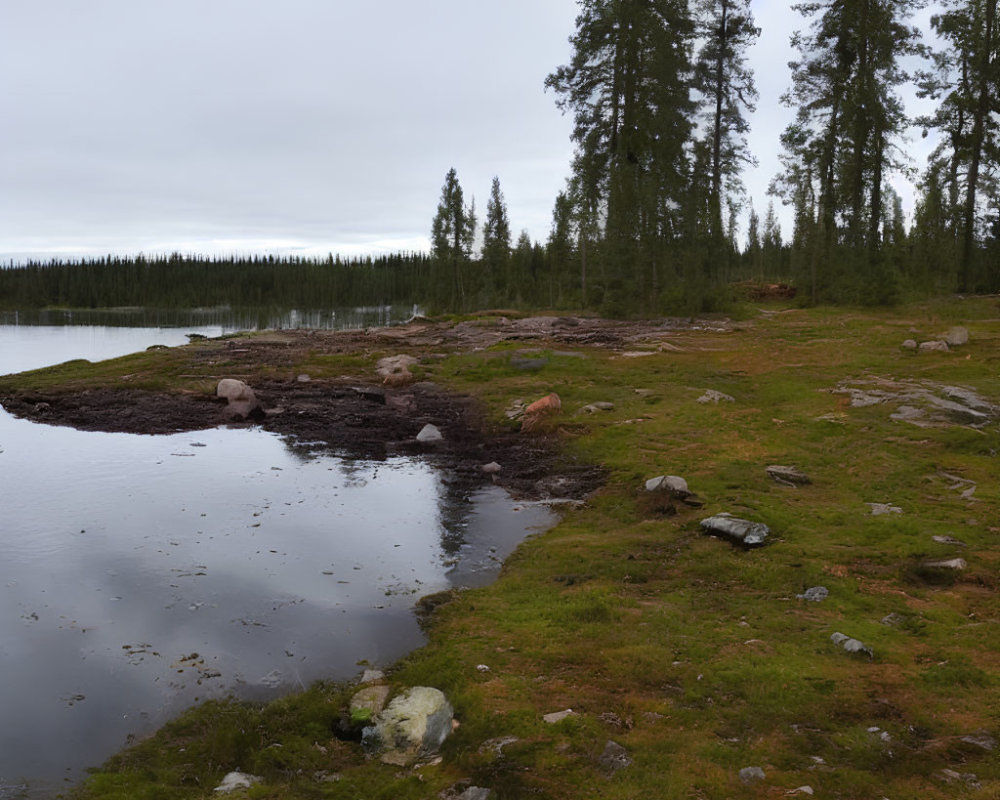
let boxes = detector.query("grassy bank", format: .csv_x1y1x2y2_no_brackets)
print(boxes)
8,299,999,799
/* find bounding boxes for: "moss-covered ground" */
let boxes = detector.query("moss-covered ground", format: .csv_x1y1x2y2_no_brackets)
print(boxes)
7,299,998,799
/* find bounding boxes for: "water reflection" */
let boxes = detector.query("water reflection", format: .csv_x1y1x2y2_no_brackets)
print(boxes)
0,304,418,331
0,319,554,795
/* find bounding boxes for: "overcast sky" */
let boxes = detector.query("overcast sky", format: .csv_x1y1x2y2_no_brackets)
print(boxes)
1,1,937,263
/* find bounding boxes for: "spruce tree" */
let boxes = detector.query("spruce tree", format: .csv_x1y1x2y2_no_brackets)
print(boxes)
430,167,476,310
772,0,924,301
546,0,695,311
691,0,761,244
481,176,512,306
918,0,1000,291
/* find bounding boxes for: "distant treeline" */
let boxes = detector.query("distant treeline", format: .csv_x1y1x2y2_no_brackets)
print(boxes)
0,253,433,312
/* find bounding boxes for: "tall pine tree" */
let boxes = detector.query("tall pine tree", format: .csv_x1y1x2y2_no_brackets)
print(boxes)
546,0,695,311
430,168,476,311
480,176,512,306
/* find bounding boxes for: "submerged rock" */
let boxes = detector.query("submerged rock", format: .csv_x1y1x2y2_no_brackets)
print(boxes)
700,513,770,547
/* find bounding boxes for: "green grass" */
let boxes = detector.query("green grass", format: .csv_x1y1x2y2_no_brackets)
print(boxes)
3,296,994,799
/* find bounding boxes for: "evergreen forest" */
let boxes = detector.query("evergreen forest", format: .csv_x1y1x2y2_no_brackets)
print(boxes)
3,0,999,317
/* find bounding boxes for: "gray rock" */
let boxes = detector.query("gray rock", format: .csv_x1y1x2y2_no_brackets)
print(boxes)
478,735,520,755
880,612,905,626
480,461,502,474
700,513,769,547
416,424,443,443
901,339,918,350
579,402,615,414
919,340,950,352
363,686,454,766
296,373,311,382
868,502,902,515
598,740,633,774
361,668,385,684
797,586,829,602
767,465,812,486
944,326,969,346
543,709,576,724
698,389,735,404
831,632,873,658
922,557,967,570
739,766,766,784
645,475,690,497
960,733,996,751
935,768,980,788
932,535,966,546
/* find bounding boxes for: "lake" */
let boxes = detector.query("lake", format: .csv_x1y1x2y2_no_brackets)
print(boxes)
0,312,554,798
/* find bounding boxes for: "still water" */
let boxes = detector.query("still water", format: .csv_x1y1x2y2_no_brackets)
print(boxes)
0,315,553,796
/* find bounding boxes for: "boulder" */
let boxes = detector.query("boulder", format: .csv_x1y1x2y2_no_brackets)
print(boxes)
739,766,766,785
645,475,690,497
363,686,454,766
831,631,873,658
797,586,829,602
766,465,811,486
416,423,443,443
214,771,260,793
700,513,769,547
944,326,969,347
521,393,561,432
901,339,918,350
598,740,633,774
216,379,262,421
377,354,419,386
350,684,391,722
919,340,949,352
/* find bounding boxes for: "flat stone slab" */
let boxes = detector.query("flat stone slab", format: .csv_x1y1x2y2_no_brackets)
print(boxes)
766,465,811,486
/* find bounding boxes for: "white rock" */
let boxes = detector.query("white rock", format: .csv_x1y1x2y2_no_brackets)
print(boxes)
922,557,967,570
416,424,443,443
919,340,950,352
543,709,576,724
480,461,502,474
214,771,260,793
901,339,917,350
698,389,735,404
